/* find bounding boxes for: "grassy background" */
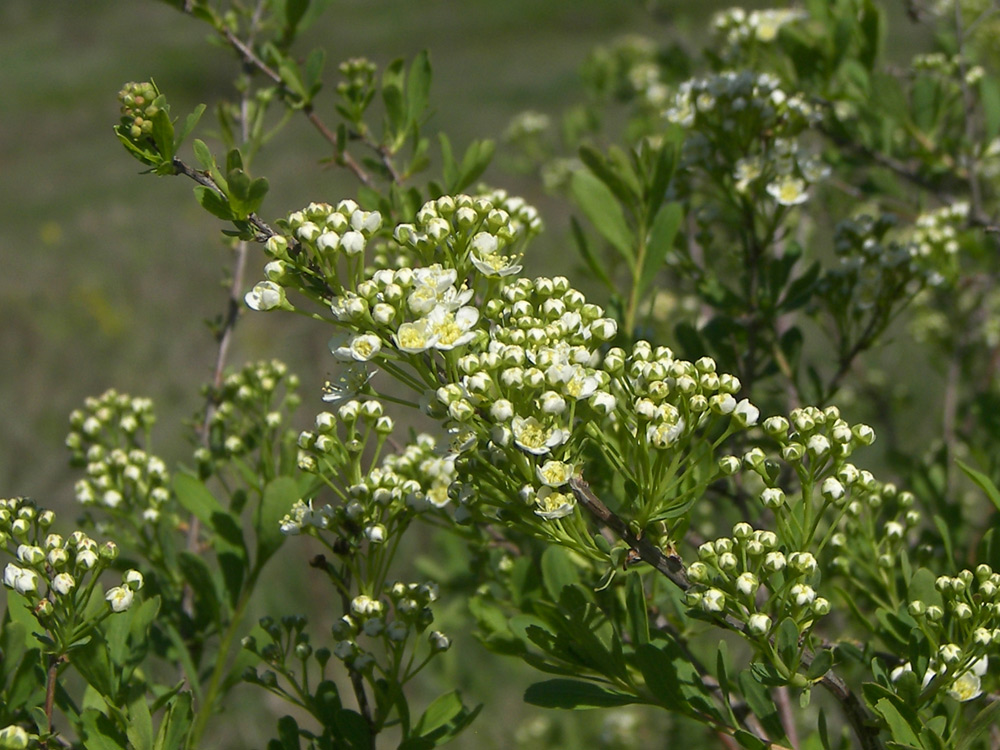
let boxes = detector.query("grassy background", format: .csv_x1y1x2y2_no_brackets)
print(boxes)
1,1,932,747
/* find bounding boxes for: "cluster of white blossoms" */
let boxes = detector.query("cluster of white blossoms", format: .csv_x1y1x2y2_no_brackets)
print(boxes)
686,522,829,637
893,565,1000,702
1,497,141,618
65,389,172,525
828,480,920,576
287,398,455,541
665,71,826,209
711,7,807,53
907,202,969,281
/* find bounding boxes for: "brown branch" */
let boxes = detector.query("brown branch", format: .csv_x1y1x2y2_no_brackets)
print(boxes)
568,476,886,750
218,27,374,187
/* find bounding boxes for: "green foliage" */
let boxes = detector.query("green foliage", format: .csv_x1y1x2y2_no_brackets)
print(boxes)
7,0,1000,748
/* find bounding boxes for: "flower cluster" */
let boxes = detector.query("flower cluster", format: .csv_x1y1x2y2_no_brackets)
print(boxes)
1,497,141,620
711,7,808,51
907,202,969,285
116,80,162,144
686,523,830,639
262,199,383,300
329,581,448,672
66,389,173,526
193,359,300,470
287,401,455,542
666,71,825,209
581,34,665,108
893,564,1000,702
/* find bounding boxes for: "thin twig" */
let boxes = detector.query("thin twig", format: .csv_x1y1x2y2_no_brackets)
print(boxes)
568,476,886,750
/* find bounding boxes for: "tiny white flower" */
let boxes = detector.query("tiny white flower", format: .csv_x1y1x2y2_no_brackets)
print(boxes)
124,569,144,590
748,613,771,635
52,572,76,595
349,334,382,362
702,588,726,613
534,487,576,520
537,460,574,488
106,585,135,613
245,281,287,311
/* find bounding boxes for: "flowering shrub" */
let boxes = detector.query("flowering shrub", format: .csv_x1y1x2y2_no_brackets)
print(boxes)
6,0,1000,748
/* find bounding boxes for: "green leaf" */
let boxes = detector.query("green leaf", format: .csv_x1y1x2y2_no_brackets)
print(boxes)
154,692,193,750
192,139,214,171
414,691,462,737
177,551,222,626
733,730,769,750
81,708,127,750
956,700,1000,750
578,144,639,207
738,669,789,743
274,715,301,750
192,185,234,221
570,170,635,267
956,459,1000,513
174,104,205,150
150,109,175,161
569,217,614,291
127,690,154,750
334,709,371,749
523,679,635,709
635,642,683,706
873,698,921,748
255,476,300,566
382,58,406,135
453,139,494,192
407,50,432,124
624,572,649,647
71,631,116,701
541,546,579,601
776,617,800,670
639,202,683,298
806,649,834,681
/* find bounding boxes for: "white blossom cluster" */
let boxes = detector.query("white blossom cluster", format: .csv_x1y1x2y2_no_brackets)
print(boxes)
711,7,808,56
286,401,453,539
66,389,172,525
1,497,141,617
828,480,920,577
666,71,826,208
896,565,1000,702
686,522,829,637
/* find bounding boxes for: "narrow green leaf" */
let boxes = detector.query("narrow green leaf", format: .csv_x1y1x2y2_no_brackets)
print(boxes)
414,691,462,737
177,551,222,626
382,58,406,134
127,691,154,750
578,144,638,206
454,139,494,192
569,217,614,291
192,186,234,221
737,669,789,743
192,139,214,171
541,546,579,601
407,50,432,123
956,459,1000,513
150,109,175,161
334,709,371,749
776,617,800,670
733,730,768,750
154,692,193,750
255,477,300,566
806,649,834,680
955,701,1000,750
438,133,456,188
570,170,635,267
70,631,116,700
80,709,127,750
639,202,683,297
873,698,921,747
523,679,635,709
624,572,649,646
980,77,1000,140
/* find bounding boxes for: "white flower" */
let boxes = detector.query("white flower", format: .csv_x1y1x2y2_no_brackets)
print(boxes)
394,319,434,353
733,399,759,426
245,281,287,311
340,230,366,255
124,569,144,590
702,588,726,612
767,176,809,206
4,564,38,595
736,572,759,596
534,487,576,520
748,613,771,635
512,416,567,455
426,306,480,350
537,460,574,488
52,572,75,595
429,630,452,651
349,334,382,362
106,585,135,613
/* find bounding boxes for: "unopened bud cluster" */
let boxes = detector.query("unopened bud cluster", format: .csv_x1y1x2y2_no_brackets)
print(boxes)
1,497,139,620
196,359,299,469
686,524,829,644
66,389,172,526
117,81,162,144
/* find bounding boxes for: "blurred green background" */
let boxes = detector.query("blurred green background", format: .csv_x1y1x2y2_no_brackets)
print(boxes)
0,1,929,747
